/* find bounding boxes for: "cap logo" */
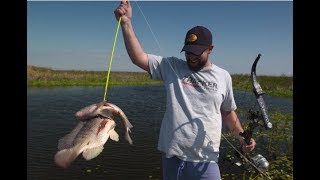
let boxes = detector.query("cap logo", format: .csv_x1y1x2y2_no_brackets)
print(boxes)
187,34,197,43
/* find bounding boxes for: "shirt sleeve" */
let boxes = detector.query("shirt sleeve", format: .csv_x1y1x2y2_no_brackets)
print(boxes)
221,72,237,112
148,54,164,80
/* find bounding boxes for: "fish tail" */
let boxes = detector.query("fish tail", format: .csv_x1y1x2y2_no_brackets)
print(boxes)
125,131,133,145
54,148,79,169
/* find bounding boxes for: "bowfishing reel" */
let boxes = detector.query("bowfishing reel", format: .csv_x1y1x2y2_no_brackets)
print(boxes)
250,154,269,171
227,143,270,173
223,150,269,173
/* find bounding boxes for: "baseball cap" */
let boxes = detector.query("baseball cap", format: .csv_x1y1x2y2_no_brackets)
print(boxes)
181,26,212,56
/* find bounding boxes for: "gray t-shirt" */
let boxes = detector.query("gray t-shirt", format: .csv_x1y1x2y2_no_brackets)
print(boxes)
148,54,237,162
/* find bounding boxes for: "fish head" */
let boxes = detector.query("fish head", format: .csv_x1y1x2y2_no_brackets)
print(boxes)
75,101,106,121
95,102,114,119
96,100,108,108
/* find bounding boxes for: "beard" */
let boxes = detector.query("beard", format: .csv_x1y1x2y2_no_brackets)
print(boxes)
187,58,207,71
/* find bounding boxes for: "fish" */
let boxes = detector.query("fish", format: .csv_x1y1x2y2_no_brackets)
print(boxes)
54,101,133,169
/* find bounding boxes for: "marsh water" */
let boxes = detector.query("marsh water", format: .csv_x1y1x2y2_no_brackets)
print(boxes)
27,85,292,180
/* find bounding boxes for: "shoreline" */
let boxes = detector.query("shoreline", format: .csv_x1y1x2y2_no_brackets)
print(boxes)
27,65,292,97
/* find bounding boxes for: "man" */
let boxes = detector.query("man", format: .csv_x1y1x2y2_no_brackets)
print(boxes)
114,1,256,179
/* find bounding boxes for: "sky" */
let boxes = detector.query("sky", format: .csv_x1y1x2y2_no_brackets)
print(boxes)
27,0,293,76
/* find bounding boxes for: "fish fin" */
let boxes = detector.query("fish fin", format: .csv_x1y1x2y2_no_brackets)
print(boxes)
109,130,119,142
125,131,133,145
58,122,85,150
82,145,104,160
54,148,79,169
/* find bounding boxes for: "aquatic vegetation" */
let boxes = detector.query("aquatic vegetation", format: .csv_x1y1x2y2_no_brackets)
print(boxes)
221,112,293,179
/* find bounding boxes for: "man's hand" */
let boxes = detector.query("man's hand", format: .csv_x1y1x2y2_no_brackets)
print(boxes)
114,0,132,24
239,138,256,153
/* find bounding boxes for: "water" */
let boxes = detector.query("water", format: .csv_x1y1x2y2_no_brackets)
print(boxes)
27,85,292,180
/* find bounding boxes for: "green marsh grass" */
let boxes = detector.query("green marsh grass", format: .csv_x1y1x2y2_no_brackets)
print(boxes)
232,74,292,97
27,65,161,87
27,66,292,98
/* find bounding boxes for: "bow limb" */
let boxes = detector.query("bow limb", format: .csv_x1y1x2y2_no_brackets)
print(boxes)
250,54,272,130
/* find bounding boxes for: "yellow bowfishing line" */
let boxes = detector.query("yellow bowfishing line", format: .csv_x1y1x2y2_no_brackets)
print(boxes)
103,0,128,101
103,16,121,101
